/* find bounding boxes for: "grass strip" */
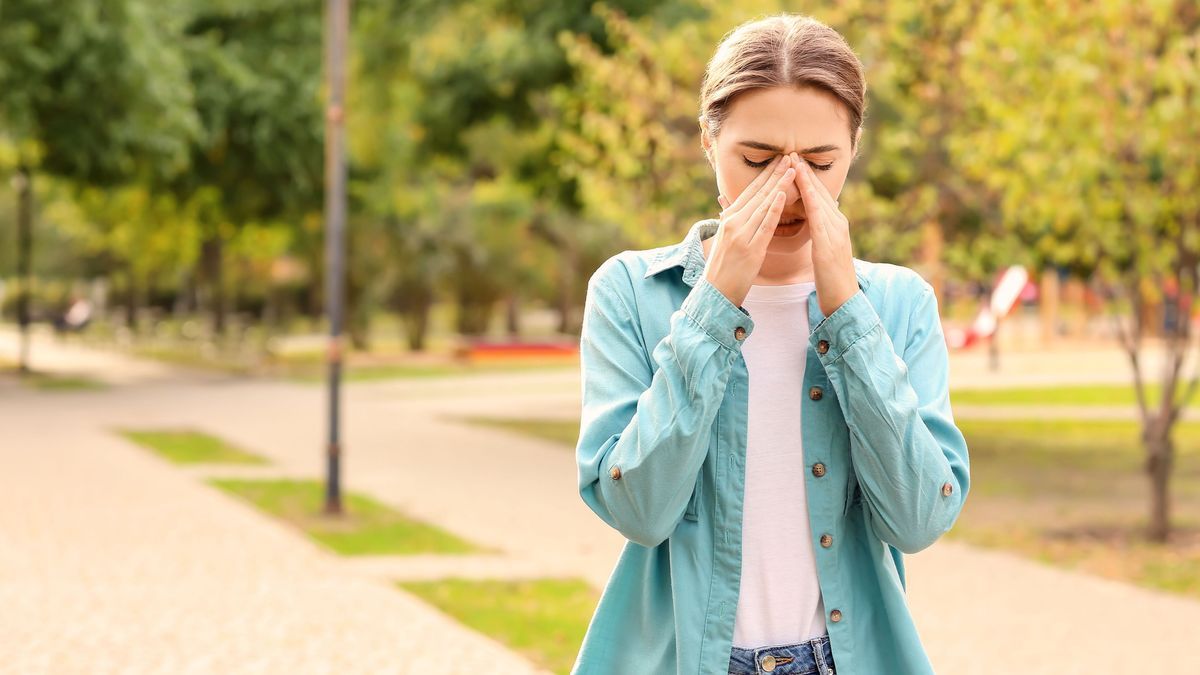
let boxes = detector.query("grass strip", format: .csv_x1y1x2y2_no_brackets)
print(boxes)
399,577,597,675
210,478,486,556
118,428,269,465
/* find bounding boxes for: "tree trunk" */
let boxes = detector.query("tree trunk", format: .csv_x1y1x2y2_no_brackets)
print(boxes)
124,271,139,333
455,286,493,336
201,235,226,337
402,290,433,352
921,218,945,307
1065,277,1087,339
1138,285,1161,340
15,165,33,373
1039,266,1059,346
1143,420,1173,542
173,268,194,319
506,292,520,337
557,240,578,335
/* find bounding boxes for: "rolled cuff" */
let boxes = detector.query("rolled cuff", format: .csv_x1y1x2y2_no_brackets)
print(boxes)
811,289,882,363
680,275,754,353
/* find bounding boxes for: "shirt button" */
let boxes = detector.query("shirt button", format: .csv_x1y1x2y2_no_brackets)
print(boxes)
816,339,830,354
760,655,777,671
809,385,823,401
942,481,954,496
811,463,826,478
610,466,622,480
820,533,833,548
734,326,747,341
830,609,843,622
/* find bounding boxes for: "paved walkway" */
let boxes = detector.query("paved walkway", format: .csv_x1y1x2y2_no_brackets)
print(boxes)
1,329,552,674
3,326,1200,673
0,395,547,674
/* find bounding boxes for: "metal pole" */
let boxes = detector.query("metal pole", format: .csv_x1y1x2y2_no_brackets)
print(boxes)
323,0,349,515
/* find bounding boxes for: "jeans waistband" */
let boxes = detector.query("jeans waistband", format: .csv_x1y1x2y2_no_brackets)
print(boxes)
727,634,836,675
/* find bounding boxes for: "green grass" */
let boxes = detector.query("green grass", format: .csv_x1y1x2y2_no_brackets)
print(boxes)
209,478,488,556
399,577,597,675
946,418,1200,599
117,428,269,465
480,414,1200,602
951,383,1169,407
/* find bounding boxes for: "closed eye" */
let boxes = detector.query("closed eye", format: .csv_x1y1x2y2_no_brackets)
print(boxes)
742,155,834,171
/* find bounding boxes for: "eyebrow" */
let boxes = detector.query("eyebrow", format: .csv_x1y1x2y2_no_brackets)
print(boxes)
737,140,840,154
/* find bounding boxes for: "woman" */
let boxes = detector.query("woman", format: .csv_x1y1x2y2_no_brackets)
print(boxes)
571,13,970,675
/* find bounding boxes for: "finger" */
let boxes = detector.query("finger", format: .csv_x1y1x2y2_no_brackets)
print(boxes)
718,194,729,210
796,162,840,250
749,188,787,246
737,162,795,236
799,159,839,213
727,154,788,214
796,159,834,221
795,160,828,234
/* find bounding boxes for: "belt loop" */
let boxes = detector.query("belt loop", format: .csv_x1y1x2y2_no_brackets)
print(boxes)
812,636,833,674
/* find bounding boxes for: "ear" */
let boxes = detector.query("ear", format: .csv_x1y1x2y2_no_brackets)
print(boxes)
699,117,715,168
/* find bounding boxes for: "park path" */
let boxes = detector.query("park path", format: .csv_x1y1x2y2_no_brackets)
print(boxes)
3,325,1200,673
0,328,551,674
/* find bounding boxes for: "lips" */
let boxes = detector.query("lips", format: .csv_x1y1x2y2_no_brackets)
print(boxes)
780,216,806,226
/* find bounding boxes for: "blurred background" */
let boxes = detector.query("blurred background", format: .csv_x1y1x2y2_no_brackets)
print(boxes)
1,0,1198,673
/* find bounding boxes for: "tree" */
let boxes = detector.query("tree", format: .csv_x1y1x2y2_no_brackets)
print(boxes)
171,0,324,337
0,0,197,370
953,0,1200,542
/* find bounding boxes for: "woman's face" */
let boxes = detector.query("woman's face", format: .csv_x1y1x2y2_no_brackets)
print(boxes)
701,85,860,252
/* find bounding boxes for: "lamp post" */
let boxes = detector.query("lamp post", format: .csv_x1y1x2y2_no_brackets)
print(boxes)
323,0,349,515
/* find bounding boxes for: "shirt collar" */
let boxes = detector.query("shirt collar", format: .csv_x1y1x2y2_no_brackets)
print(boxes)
643,217,872,291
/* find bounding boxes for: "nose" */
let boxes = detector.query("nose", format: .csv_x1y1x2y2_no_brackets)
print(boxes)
781,156,804,204
782,176,803,210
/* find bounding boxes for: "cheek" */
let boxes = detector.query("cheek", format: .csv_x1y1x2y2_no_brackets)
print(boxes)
820,166,850,200
819,174,838,198
716,160,759,200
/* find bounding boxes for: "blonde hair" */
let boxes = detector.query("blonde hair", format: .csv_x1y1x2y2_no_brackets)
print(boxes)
699,14,867,156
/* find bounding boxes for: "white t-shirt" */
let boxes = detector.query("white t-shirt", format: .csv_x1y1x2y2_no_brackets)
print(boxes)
731,280,828,648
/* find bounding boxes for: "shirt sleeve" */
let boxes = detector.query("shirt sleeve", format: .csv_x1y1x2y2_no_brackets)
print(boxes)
810,275,970,554
575,257,752,548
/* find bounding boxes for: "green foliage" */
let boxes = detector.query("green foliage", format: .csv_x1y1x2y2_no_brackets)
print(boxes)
209,478,485,555
2,0,1198,345
0,0,199,181
550,2,714,248
175,0,324,220
953,0,1200,283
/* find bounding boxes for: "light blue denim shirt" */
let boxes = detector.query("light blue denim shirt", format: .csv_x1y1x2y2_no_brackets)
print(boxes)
571,218,970,674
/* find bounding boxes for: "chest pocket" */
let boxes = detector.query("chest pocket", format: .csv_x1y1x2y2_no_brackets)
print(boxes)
683,471,702,521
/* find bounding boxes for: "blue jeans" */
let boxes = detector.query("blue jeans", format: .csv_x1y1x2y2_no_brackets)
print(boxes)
727,633,837,675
